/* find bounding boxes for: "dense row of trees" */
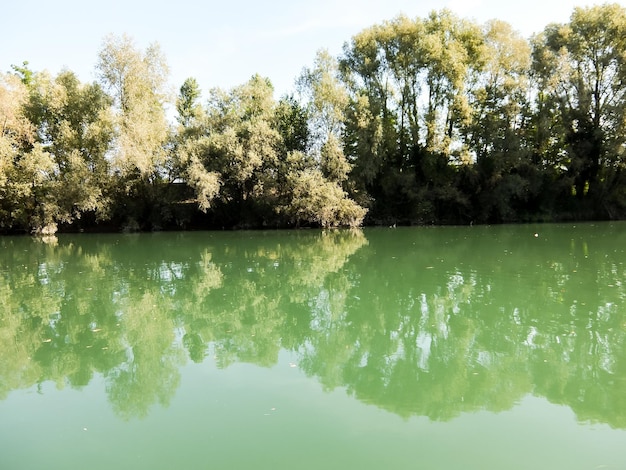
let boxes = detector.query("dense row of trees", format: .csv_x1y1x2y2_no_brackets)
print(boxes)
2,4,626,233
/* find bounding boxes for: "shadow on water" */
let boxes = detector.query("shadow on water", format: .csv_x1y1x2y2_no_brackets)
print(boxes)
1,223,626,427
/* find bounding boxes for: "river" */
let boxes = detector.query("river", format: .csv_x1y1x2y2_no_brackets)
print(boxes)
1,223,625,469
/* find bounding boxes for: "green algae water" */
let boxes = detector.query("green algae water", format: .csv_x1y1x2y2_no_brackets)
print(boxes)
1,223,626,469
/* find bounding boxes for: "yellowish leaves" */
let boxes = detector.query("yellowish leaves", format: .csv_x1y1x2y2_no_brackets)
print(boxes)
0,73,34,145
321,133,351,183
187,156,221,212
288,169,366,227
97,34,170,179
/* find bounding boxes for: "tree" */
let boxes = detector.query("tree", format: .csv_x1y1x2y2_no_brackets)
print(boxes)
174,75,282,224
340,11,484,223
205,75,281,213
275,95,309,155
0,72,66,233
96,34,172,229
464,20,537,222
171,77,220,214
532,4,626,213
176,77,203,131
467,20,531,165
10,61,34,86
420,10,484,156
284,168,367,227
97,34,170,177
23,70,114,226
0,73,32,230
341,22,395,189
298,50,352,185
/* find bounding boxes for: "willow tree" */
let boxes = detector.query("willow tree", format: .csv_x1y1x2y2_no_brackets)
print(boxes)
341,22,393,190
340,10,485,223
173,74,282,225
0,76,55,233
467,20,531,163
206,75,281,215
379,15,425,164
298,50,352,185
172,77,220,214
532,3,626,212
464,20,537,222
97,34,171,229
0,73,32,230
23,70,114,227
0,72,61,233
171,73,365,228
419,10,484,157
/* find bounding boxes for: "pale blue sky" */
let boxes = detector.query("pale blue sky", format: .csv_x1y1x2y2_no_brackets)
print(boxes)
3,0,625,97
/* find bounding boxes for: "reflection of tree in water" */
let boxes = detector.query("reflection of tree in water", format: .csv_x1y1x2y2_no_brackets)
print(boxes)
3,225,626,426
0,235,201,417
0,237,122,398
297,225,626,427
106,291,183,419
0,230,367,418
174,229,368,368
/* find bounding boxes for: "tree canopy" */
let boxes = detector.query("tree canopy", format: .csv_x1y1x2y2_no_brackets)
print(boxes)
3,4,626,233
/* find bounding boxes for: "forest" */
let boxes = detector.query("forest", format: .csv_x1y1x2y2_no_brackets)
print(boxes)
1,3,626,233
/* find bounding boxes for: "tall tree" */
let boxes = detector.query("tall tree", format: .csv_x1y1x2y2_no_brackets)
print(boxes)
0,73,32,230
341,23,394,189
420,9,484,156
97,34,170,179
532,4,626,209
340,11,485,223
467,20,531,165
298,50,352,185
464,20,537,222
205,75,280,208
23,70,114,225
0,71,100,233
172,77,220,213
96,34,172,228
176,77,203,131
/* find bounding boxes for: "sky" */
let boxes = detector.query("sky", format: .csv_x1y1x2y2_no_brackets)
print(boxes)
4,0,626,98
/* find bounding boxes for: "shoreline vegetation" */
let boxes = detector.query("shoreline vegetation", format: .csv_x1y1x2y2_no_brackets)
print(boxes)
2,4,626,234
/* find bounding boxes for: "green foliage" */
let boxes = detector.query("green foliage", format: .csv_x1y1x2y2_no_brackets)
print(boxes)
4,5,626,231
97,34,170,179
172,74,365,228
284,168,366,227
10,61,33,85
531,3,626,216
24,70,114,222
96,34,174,230
176,77,203,130
320,134,351,183
275,95,309,154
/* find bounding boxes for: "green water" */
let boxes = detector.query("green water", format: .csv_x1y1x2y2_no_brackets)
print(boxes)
1,224,626,469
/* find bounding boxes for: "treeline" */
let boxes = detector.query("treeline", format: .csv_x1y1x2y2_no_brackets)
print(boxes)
2,4,626,233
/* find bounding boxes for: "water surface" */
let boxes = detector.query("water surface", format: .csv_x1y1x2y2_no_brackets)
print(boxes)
1,224,626,469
